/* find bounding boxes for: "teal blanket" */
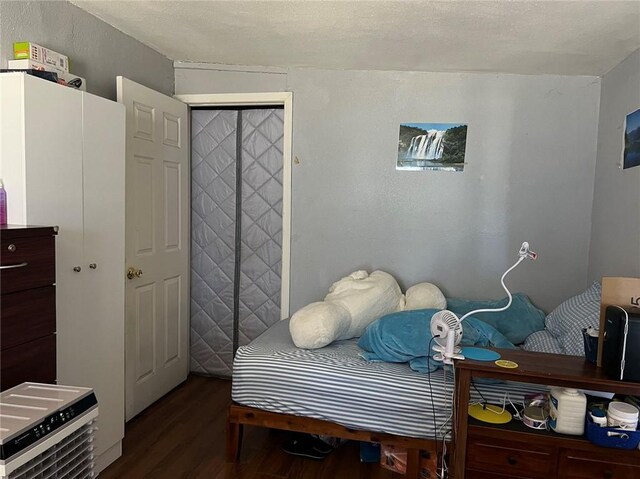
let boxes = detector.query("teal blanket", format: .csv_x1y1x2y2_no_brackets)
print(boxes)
358,309,515,373
446,293,545,345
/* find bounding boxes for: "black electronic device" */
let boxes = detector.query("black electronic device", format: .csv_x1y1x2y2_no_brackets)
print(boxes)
602,305,640,382
0,68,58,83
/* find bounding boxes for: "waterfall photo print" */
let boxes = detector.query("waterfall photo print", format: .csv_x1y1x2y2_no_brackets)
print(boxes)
397,122,468,171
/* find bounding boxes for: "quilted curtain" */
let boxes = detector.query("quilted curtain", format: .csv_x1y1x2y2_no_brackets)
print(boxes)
190,109,284,376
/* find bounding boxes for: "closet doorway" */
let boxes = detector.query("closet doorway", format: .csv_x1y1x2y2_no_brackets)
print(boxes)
177,93,292,377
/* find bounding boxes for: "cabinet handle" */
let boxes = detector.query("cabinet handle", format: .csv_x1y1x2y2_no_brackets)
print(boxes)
0,262,28,270
89,263,97,269
73,266,82,273
7,243,16,252
507,456,517,466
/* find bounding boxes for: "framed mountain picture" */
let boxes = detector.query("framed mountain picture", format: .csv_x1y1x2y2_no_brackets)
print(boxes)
624,108,640,170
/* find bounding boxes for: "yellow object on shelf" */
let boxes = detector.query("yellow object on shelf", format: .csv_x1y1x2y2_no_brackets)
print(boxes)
495,359,519,369
468,403,513,424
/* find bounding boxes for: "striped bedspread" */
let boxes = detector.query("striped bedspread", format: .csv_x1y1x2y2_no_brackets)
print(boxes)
232,319,546,439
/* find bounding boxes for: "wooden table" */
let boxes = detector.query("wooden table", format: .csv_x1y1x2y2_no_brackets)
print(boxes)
452,349,640,479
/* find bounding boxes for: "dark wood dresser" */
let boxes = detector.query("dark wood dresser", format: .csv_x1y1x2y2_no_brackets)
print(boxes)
1,224,58,391
453,349,640,479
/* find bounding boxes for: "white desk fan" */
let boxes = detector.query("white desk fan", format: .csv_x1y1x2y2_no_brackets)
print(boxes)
431,242,537,364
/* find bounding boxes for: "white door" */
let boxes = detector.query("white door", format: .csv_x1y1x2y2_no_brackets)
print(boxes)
117,77,189,420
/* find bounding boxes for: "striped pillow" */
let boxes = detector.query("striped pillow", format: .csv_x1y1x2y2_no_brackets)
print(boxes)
523,329,564,355
545,281,601,356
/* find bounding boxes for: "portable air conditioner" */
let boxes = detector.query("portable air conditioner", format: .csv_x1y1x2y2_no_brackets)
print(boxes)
0,383,98,479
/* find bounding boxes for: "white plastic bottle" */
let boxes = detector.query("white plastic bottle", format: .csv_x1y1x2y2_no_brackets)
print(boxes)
607,402,639,430
549,387,587,435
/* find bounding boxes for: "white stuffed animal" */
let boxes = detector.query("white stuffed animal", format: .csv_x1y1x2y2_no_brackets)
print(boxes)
289,270,446,349
404,282,447,311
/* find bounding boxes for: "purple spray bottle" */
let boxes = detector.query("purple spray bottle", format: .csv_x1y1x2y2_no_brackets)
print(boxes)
0,179,7,225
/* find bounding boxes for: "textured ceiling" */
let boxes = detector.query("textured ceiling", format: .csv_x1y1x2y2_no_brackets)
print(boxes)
71,0,640,76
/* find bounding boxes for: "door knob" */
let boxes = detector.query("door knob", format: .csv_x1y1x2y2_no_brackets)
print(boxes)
127,267,143,279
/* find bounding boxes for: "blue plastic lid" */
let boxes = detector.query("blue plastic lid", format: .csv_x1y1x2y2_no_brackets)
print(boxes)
460,347,501,361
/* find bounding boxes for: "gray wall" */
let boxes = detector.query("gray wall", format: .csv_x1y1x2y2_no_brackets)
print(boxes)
588,49,640,282
0,1,174,100
175,63,287,94
176,65,602,314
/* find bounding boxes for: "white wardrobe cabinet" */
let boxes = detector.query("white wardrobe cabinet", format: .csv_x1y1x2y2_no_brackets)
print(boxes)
0,73,125,473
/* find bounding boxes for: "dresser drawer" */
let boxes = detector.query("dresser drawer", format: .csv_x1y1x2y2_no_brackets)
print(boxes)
466,469,539,479
558,450,640,479
0,286,56,350
466,436,557,478
0,335,56,391
0,235,55,293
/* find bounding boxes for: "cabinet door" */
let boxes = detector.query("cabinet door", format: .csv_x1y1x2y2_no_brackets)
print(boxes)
75,92,126,461
19,75,85,392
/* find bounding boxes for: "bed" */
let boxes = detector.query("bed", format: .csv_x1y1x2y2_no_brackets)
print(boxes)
227,319,547,477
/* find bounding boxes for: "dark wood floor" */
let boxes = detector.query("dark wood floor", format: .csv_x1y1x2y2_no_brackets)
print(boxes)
100,375,399,479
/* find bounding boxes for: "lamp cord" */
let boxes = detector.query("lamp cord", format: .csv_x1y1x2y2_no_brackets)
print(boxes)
471,378,488,408
427,337,439,463
610,305,629,380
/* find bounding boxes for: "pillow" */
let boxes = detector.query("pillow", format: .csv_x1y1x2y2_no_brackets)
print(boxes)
523,330,564,355
445,293,545,345
544,281,601,356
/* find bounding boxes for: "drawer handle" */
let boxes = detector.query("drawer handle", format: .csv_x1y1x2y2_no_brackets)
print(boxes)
0,262,28,270
7,243,16,252
507,456,518,466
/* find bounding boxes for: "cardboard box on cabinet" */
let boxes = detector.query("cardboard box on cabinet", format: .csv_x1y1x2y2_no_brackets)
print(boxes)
13,42,69,72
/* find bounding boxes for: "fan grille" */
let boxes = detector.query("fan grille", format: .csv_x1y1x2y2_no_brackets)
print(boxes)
431,310,462,347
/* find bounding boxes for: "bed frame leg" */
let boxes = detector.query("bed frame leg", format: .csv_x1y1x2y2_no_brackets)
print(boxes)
225,418,243,463
405,448,420,479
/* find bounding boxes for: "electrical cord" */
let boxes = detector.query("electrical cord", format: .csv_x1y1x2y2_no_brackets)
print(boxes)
426,337,440,464
437,367,453,437
437,366,454,479
470,378,488,409
610,305,629,381
440,429,450,479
